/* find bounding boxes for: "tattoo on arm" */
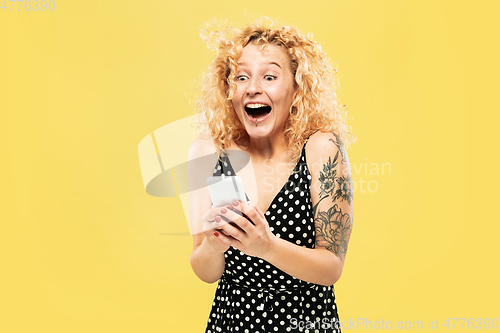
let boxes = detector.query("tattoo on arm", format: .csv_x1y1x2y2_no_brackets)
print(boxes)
333,174,353,205
329,133,348,165
318,151,339,198
312,133,354,261
314,204,352,261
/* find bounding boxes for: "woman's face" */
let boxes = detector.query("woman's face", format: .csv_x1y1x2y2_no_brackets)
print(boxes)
231,42,296,140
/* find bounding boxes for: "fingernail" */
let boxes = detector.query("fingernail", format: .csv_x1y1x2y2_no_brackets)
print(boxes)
214,231,219,237
221,208,227,214
233,201,239,206
215,216,221,222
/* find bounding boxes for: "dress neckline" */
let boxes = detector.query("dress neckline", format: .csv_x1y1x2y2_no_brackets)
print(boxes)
219,143,307,214
261,148,304,213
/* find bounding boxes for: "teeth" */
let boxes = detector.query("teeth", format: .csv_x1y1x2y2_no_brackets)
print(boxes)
246,103,268,108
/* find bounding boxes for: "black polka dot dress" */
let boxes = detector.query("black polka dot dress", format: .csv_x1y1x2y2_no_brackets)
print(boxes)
206,135,341,333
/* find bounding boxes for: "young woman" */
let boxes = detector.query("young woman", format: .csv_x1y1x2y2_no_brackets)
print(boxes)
188,18,355,333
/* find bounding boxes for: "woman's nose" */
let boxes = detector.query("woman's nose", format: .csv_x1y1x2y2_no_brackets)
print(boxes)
246,78,262,96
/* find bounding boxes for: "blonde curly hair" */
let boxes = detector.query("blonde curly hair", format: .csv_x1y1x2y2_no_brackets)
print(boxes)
192,18,355,164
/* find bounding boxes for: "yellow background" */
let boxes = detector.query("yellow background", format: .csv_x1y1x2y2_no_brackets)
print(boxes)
1,0,499,332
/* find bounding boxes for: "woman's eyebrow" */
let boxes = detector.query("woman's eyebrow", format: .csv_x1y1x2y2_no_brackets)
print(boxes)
236,61,283,69
268,61,282,69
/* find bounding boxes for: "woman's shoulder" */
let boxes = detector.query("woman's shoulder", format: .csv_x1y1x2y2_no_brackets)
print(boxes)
305,130,349,165
306,130,344,148
188,134,219,160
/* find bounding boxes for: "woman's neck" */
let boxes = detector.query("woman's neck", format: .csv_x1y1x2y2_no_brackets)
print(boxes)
233,132,290,163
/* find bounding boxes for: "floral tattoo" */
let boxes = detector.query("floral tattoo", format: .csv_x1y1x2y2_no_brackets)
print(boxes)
333,175,353,205
318,151,339,198
315,204,352,260
312,135,353,261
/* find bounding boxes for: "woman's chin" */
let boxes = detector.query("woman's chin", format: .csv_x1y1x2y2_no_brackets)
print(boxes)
244,122,272,137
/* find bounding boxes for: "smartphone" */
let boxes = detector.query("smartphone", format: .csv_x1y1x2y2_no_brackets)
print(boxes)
206,175,247,207
206,176,254,227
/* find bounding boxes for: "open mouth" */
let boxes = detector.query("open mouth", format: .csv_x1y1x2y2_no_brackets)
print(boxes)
244,103,272,122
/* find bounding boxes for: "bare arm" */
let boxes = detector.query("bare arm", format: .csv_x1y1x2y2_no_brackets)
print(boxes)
188,136,227,284
262,237,342,286
190,234,226,284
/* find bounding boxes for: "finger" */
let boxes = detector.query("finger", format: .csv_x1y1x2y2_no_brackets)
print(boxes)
204,204,234,228
229,201,256,225
248,201,265,219
203,214,228,233
224,206,247,225
214,228,241,246
218,215,248,240
234,201,261,227
221,204,255,233
205,204,233,220
203,223,222,233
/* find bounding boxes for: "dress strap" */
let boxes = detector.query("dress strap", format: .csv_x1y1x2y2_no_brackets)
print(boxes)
300,130,319,155
305,130,319,143
212,152,250,203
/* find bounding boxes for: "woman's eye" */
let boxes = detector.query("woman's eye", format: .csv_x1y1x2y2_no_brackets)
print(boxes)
235,76,247,82
264,75,277,81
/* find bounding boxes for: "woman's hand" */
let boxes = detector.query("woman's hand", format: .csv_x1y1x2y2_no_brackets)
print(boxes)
201,205,236,256
211,200,277,258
